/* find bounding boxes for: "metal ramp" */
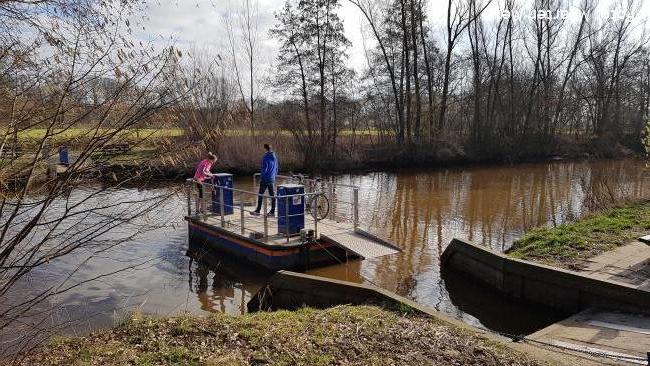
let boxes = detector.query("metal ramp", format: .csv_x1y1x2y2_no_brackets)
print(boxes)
319,225,401,259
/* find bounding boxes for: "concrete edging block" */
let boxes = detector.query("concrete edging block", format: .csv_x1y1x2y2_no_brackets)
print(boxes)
247,270,476,330
442,238,650,312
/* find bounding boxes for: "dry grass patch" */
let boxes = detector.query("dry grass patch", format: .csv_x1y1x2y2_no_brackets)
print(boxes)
15,305,541,366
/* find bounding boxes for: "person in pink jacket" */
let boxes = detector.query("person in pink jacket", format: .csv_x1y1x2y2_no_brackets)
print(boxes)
193,152,217,214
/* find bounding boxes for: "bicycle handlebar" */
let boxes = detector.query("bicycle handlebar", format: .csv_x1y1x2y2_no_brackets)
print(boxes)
289,173,322,182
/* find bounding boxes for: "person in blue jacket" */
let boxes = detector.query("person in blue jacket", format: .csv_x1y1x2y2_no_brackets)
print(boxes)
252,144,279,216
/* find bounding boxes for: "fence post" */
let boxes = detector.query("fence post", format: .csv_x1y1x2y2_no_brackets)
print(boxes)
313,194,318,238
263,197,268,241
196,183,201,216
187,183,192,217
353,187,359,230
240,202,245,235
329,177,335,221
285,195,290,244
42,141,50,160
219,186,225,227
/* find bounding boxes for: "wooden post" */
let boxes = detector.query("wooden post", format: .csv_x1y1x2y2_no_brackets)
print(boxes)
42,141,50,161
43,142,57,180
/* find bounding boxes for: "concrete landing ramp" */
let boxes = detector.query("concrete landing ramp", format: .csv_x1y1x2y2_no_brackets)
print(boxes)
319,228,401,259
529,307,650,365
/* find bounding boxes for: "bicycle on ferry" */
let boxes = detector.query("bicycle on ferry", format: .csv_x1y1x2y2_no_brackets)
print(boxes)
291,173,330,221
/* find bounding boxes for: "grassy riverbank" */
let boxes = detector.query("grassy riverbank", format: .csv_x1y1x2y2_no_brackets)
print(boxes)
17,305,540,366
5,127,643,182
507,201,650,269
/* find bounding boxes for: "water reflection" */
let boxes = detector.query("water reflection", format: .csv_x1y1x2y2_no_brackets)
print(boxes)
352,159,649,253
2,159,648,350
186,244,266,315
322,159,650,330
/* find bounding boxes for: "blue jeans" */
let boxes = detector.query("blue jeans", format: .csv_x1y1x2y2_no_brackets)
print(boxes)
255,180,275,213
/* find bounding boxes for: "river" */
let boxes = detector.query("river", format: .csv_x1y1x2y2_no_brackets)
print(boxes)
2,158,649,352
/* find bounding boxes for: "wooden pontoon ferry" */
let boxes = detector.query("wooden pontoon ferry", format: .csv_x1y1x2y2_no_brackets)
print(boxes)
185,174,400,271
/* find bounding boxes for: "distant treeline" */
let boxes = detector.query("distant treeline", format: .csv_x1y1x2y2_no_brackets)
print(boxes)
2,0,649,171
179,0,650,166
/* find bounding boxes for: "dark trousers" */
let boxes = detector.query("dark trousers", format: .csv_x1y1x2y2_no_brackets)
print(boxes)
255,180,276,213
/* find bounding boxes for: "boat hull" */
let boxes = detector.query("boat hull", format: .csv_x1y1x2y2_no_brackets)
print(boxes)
187,218,353,271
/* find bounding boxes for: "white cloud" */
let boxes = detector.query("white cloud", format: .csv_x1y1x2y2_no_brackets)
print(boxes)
131,0,649,93
131,0,373,71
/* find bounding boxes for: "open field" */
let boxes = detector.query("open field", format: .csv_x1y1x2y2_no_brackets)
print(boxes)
1,128,381,143
221,129,383,137
507,201,650,269
0,146,158,168
2,126,643,186
15,305,540,366
1,128,185,145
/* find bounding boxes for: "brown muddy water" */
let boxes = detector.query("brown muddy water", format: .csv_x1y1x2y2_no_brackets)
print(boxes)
2,159,649,352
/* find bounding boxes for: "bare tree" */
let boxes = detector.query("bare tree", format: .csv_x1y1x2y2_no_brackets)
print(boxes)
0,0,185,353
350,0,406,142
438,0,491,133
270,0,351,166
223,0,263,136
171,47,234,151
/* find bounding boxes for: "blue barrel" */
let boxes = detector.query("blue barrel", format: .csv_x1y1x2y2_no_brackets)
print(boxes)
278,184,305,235
211,173,234,215
58,146,69,166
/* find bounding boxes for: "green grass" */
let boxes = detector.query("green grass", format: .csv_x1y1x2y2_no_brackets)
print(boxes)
91,146,159,164
3,128,382,144
507,201,650,269
1,147,157,170
3,128,184,142
222,129,381,137
19,305,540,366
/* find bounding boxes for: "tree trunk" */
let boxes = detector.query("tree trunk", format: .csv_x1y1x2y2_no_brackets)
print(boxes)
410,0,421,142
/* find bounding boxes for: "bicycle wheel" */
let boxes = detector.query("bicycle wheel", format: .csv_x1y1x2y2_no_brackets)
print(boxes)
307,194,330,221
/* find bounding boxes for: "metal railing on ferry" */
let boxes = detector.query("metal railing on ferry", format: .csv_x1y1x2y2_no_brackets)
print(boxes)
185,174,360,245
253,173,360,224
